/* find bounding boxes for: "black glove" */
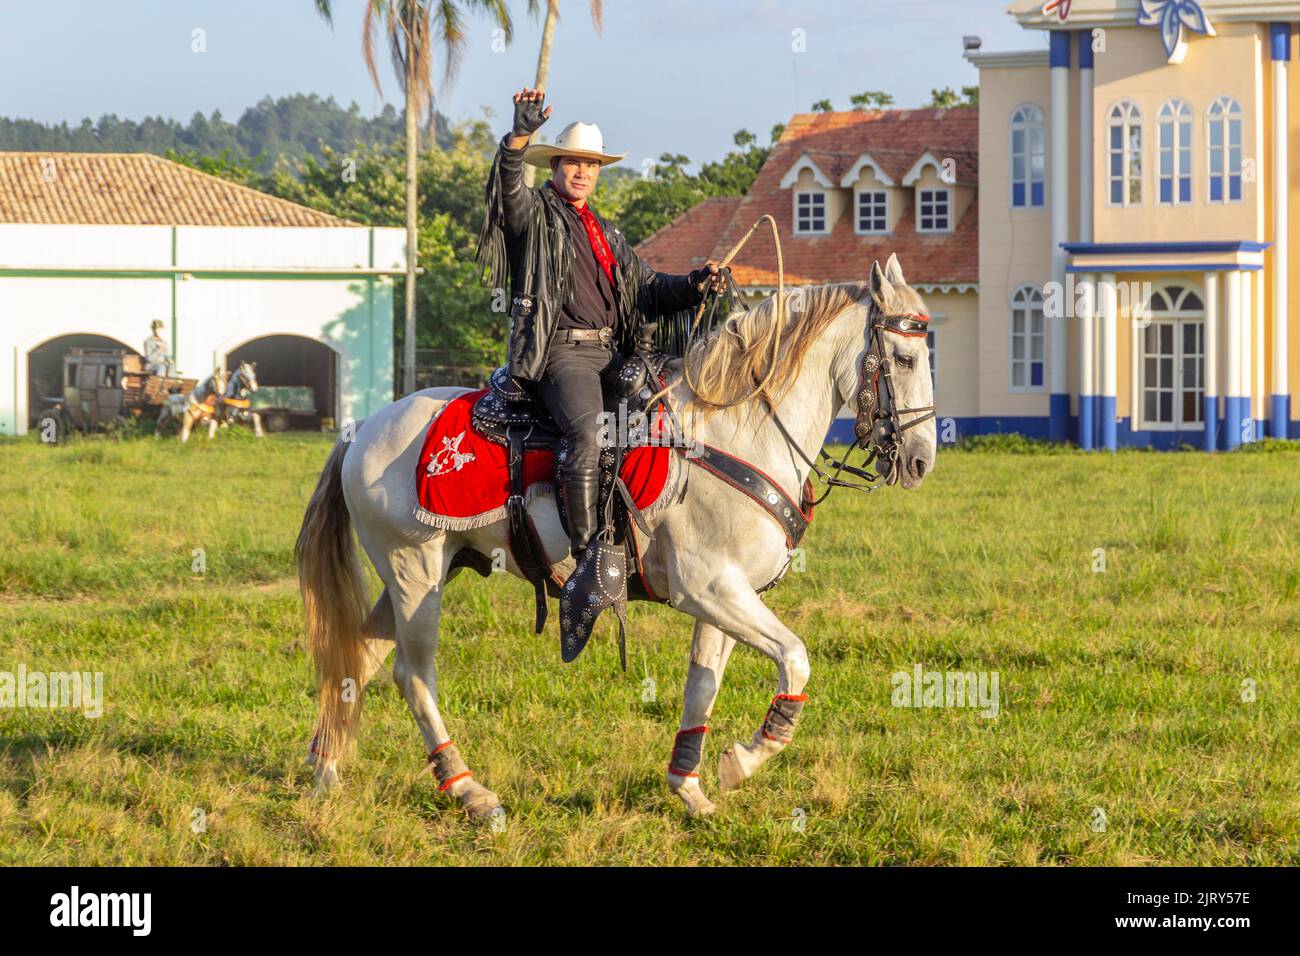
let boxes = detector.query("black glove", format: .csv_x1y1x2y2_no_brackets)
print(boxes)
512,95,549,137
689,265,726,296
634,322,657,355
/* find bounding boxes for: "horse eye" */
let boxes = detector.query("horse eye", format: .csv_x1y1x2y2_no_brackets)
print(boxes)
896,355,915,370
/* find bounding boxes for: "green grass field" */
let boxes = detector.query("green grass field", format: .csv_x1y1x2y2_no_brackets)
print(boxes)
1,429,1297,865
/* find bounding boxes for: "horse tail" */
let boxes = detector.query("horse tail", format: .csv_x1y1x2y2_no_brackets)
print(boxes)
296,437,370,767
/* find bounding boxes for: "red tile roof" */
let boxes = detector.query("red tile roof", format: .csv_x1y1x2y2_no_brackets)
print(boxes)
636,107,979,287
0,152,360,227
635,196,743,274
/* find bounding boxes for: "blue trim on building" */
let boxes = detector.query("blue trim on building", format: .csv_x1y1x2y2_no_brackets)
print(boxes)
1077,29,1094,70
1223,397,1248,449
1270,394,1291,439
1203,395,1218,452
1114,419,1211,450
1078,394,1095,450
826,417,856,445
1050,30,1072,69
1061,240,1272,254
1067,263,1264,273
1271,22,1292,62
1099,396,1117,450
826,408,1295,451
1049,393,1069,442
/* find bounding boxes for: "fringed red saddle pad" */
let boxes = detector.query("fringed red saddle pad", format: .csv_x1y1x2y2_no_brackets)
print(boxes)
413,388,673,530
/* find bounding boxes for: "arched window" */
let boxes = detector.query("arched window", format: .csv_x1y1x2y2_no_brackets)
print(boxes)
1207,96,1243,203
1108,100,1143,206
1157,99,1192,205
1010,104,1045,208
1010,285,1045,391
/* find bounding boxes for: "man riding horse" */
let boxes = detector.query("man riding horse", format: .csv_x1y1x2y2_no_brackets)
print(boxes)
477,88,727,630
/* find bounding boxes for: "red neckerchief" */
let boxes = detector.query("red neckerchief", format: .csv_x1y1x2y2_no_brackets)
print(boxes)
548,181,616,288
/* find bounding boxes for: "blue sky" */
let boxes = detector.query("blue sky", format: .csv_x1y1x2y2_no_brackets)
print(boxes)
0,0,1038,170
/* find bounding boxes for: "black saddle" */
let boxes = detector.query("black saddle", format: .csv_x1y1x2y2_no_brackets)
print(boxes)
470,356,679,450
468,353,677,666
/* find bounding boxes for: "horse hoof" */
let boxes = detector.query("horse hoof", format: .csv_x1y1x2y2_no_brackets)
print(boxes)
680,791,716,817
717,745,747,794
461,787,503,825
312,765,340,796
668,774,716,817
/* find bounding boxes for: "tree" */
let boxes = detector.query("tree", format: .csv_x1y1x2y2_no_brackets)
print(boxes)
928,86,978,109
314,0,514,397
850,91,895,110
810,99,833,112
521,0,605,188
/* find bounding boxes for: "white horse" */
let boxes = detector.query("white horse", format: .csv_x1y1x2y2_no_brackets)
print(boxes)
296,255,937,820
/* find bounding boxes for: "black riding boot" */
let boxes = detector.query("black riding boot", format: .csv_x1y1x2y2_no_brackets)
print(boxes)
558,467,628,664
560,467,601,558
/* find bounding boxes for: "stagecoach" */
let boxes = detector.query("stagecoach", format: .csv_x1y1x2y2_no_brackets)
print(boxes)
35,348,197,441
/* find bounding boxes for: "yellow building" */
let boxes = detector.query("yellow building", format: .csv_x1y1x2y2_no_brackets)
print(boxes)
971,0,1299,448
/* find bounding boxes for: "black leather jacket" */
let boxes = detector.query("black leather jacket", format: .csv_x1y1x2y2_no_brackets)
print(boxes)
475,133,705,382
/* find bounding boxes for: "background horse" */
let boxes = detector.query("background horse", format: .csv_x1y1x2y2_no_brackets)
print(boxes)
297,255,936,820
216,361,263,438
159,366,226,442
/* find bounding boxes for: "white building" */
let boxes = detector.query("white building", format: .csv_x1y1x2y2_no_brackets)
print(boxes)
0,152,406,435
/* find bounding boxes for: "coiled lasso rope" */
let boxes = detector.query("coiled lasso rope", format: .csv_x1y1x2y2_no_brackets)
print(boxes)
679,213,785,410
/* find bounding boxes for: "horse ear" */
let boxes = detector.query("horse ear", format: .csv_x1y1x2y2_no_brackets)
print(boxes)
884,252,906,287
870,258,895,307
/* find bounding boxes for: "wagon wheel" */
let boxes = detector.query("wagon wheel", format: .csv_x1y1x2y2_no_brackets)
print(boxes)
265,412,290,433
36,408,68,445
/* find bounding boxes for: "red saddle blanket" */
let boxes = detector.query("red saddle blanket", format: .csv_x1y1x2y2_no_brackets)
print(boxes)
413,388,673,530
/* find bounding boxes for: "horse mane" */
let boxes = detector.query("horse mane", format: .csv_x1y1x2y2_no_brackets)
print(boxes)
680,278,925,412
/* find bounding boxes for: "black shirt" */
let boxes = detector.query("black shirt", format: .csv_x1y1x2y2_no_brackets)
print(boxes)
550,182,617,331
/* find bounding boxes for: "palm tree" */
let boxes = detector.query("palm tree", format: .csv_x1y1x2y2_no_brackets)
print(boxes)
314,0,513,397
521,0,603,188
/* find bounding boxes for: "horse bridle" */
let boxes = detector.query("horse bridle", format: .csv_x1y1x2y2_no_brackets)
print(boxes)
689,271,935,505
768,299,935,504
855,303,936,470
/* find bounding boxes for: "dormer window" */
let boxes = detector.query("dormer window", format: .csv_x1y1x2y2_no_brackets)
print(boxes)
856,191,888,233
840,154,897,236
795,191,827,234
918,188,951,232
781,153,836,236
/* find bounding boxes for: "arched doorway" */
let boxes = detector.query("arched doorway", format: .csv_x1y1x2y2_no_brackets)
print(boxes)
1137,284,1205,433
27,333,139,429
226,335,337,431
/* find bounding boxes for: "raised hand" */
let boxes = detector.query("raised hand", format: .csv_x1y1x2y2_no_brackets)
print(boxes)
512,88,553,137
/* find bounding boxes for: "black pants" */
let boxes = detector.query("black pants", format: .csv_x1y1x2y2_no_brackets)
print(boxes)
529,339,620,480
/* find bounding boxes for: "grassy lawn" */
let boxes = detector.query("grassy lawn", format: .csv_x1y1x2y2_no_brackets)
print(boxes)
0,429,1297,865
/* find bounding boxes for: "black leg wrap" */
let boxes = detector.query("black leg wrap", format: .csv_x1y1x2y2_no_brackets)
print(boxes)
668,725,708,778
760,694,808,745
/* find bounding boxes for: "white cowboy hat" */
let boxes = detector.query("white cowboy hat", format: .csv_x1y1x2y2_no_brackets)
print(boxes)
522,121,628,168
